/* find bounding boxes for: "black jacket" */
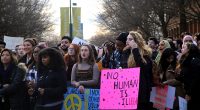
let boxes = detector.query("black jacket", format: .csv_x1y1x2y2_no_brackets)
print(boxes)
0,64,29,110
35,69,67,106
177,55,200,97
132,48,153,104
18,54,34,67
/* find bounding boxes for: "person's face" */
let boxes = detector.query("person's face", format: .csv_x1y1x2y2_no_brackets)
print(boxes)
115,40,125,51
148,40,156,49
167,55,174,63
68,45,75,55
60,39,70,50
42,55,50,66
17,45,25,57
0,44,5,51
81,46,90,59
33,47,40,62
24,41,33,54
158,41,165,53
184,37,193,44
181,44,189,55
126,34,134,44
1,51,11,65
38,42,48,48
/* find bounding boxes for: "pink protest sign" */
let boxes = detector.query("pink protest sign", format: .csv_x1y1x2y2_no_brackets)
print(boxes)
99,68,140,109
153,86,168,110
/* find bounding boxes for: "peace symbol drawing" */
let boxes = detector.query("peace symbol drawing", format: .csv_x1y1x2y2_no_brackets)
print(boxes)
64,94,82,110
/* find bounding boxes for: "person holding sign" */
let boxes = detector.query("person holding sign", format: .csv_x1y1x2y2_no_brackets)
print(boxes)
71,44,100,93
176,43,200,110
126,31,153,110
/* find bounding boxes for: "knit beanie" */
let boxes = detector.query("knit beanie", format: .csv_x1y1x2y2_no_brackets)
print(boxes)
116,32,129,44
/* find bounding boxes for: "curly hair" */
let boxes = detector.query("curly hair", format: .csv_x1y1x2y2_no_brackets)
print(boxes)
128,31,152,67
37,48,66,72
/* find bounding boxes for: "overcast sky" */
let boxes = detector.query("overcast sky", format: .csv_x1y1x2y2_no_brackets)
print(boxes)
49,0,102,39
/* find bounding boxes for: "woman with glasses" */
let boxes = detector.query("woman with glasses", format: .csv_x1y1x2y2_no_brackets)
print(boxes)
64,44,80,82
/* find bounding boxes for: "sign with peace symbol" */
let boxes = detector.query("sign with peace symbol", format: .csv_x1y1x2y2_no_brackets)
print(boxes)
62,87,85,110
64,94,82,110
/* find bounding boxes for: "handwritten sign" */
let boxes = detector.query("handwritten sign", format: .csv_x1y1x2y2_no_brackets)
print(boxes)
178,96,187,110
150,85,176,109
62,87,85,110
84,89,100,110
72,37,88,46
153,86,168,110
100,68,140,109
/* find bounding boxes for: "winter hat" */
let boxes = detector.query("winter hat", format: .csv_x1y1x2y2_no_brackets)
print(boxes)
116,32,129,44
0,40,6,46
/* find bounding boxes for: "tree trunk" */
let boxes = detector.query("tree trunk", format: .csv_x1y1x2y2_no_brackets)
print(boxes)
179,0,187,35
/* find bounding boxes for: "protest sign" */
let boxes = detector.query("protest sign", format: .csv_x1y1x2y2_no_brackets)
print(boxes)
100,68,140,109
4,36,24,50
62,87,85,110
72,37,88,46
178,96,187,110
84,89,100,110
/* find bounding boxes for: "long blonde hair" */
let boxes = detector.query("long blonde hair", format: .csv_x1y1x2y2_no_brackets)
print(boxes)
128,31,152,67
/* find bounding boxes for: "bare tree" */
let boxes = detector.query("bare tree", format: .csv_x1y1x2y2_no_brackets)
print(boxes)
185,0,200,20
0,0,53,39
89,32,116,47
98,0,177,38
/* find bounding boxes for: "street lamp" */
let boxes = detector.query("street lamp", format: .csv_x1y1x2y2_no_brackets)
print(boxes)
69,0,73,39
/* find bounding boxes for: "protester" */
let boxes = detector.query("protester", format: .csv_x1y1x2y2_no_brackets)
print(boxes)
26,45,46,110
176,43,200,110
19,38,36,67
108,32,129,69
71,44,100,92
155,40,171,64
0,49,28,110
32,48,67,110
126,31,153,110
0,40,6,52
158,48,177,82
16,44,25,60
64,44,80,82
148,37,159,60
60,36,72,54
101,40,115,68
38,40,48,48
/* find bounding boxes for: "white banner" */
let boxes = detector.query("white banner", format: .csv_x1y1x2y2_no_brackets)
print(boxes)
4,36,24,50
72,37,88,46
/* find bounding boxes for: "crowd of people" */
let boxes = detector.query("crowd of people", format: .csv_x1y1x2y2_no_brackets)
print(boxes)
0,30,200,110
